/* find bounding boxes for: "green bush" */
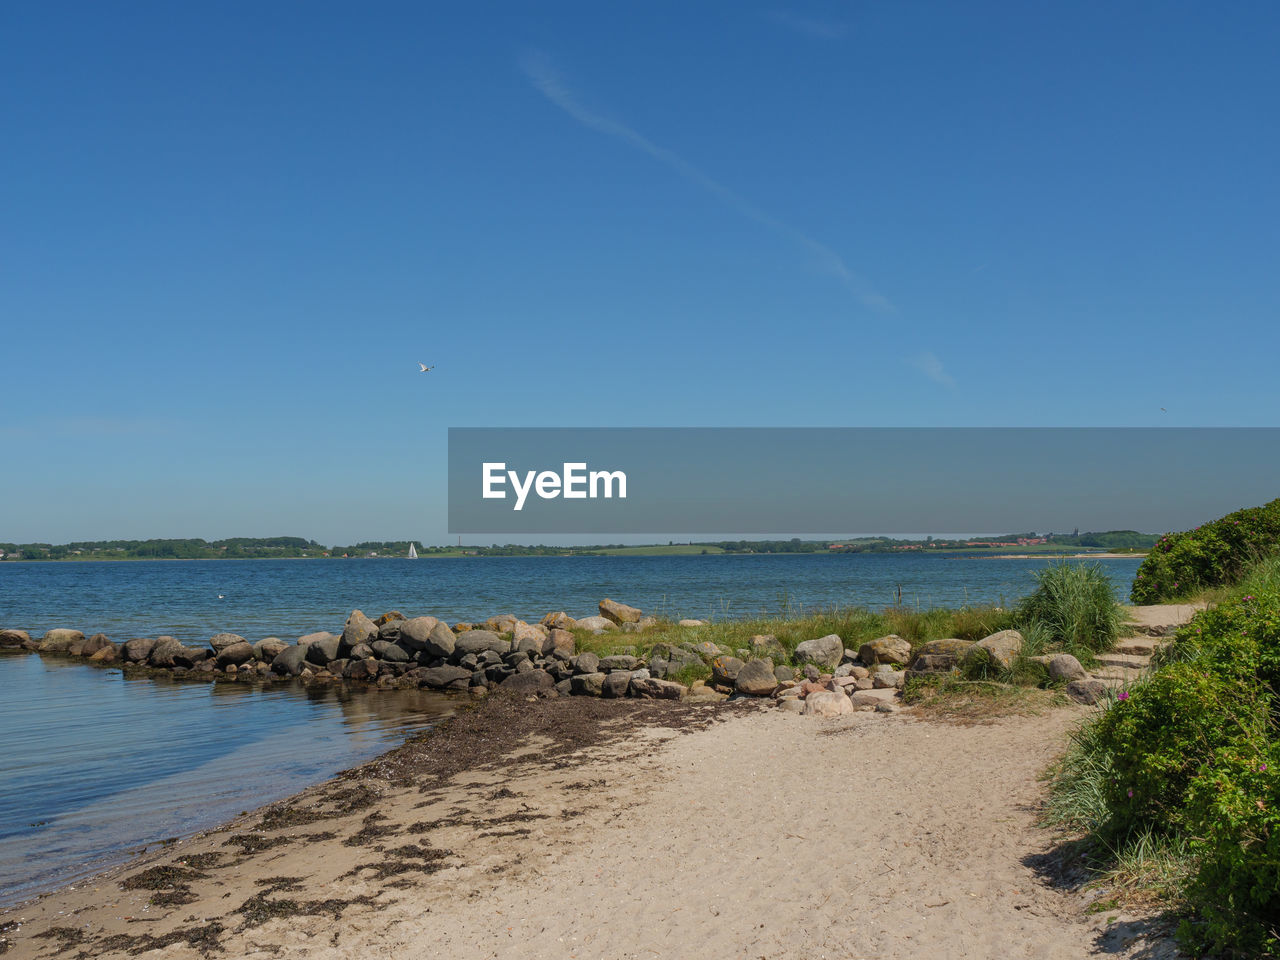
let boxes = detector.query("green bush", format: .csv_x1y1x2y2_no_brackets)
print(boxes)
1090,664,1269,838
1181,742,1280,958
1017,561,1124,655
1132,498,1280,603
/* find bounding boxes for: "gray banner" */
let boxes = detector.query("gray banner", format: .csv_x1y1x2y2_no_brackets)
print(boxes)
447,428,1280,535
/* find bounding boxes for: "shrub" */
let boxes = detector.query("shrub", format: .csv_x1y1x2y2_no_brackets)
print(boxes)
1090,663,1269,838
1131,498,1280,603
1017,561,1124,655
1181,742,1280,958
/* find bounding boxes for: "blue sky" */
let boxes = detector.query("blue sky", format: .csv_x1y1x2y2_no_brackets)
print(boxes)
2,2,1277,544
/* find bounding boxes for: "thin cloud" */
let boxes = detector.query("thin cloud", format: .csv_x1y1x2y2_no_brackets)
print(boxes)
519,50,891,312
767,10,848,40
910,352,956,387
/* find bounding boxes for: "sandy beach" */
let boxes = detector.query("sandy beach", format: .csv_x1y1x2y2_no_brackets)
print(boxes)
0,691,1179,960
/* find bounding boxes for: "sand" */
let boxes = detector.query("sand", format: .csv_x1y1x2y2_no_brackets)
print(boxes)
0,695,1179,960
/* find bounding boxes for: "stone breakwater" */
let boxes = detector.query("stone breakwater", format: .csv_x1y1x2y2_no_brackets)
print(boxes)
0,600,1064,712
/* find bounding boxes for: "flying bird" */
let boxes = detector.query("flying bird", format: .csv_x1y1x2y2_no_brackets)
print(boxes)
418,362,434,373
1160,407,1167,413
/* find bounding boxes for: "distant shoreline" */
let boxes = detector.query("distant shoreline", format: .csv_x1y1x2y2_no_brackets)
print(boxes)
0,550,1148,563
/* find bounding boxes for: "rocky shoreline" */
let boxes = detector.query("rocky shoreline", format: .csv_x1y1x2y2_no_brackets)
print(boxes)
1,597,1115,712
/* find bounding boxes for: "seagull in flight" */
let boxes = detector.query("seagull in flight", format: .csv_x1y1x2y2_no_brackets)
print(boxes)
418,362,434,373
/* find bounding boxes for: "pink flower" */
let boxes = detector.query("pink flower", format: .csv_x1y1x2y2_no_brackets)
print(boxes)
1261,763,1269,773
1127,788,1134,798
1117,690,1130,701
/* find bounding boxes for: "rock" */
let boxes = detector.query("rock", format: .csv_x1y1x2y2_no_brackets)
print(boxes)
148,636,186,667
377,619,404,641
500,669,557,697
637,616,659,630
599,598,642,625
80,633,114,658
573,651,600,675
454,630,510,657
1065,678,1109,704
345,658,380,682
215,641,255,667
305,634,342,665
678,619,706,627
371,640,413,663
511,621,546,652
803,664,821,681
574,615,616,633
834,664,854,678
418,665,473,688
39,629,84,653
172,645,210,668
778,698,807,714
547,629,576,657
748,634,786,658
873,670,906,689
630,677,686,699
858,635,912,667
735,659,778,697
254,637,288,661
774,664,796,683
298,631,338,648
0,629,30,647
965,630,1024,672
342,610,379,650
794,634,844,669
602,671,633,698
599,654,640,672
850,689,897,708
711,656,745,686
486,614,518,633
803,690,854,717
571,672,607,696
875,701,899,714
401,618,455,659
121,636,159,663
375,611,406,627
349,643,374,660
909,639,975,670
1048,654,1087,682
688,641,723,660
209,633,247,653
541,611,576,630
89,643,120,663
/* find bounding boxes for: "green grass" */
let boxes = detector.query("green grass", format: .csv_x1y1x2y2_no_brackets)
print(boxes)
1017,561,1124,657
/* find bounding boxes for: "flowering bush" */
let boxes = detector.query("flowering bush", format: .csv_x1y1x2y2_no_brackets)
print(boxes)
1131,499,1280,602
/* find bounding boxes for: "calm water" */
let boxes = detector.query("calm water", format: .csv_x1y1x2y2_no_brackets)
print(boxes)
0,655,453,907
0,553,1141,907
0,553,1142,640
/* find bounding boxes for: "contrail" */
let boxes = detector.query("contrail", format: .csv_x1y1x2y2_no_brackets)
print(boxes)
520,51,892,312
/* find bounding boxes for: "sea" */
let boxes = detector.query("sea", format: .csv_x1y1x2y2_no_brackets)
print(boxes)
0,552,1141,906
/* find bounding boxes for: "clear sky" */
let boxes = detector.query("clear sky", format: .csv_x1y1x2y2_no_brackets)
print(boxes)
2,2,1277,544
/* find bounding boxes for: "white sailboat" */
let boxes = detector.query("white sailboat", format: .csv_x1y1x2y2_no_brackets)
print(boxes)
407,543,419,559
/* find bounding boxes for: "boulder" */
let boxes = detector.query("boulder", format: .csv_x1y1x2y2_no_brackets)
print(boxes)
849,689,897,708
305,634,342,665
454,630,510,657
209,633,247,653
601,671,633,698
599,655,640,672
858,634,912,667
748,634,786,659
172,645,211,668
80,633,114,658
377,619,404,641
571,672,607,696
254,637,288,662
803,690,854,717
371,640,413,663
573,651,600,675
0,629,30,648
148,636,187,667
1065,678,1109,704
121,636,159,663
689,641,723,660
541,611,576,630
298,631,338,648
599,598,642,625
909,639,974,670
342,610,379,649
511,621,546,653
630,677,686,699
710,656,745,687
418,665,473,689
574,616,616,633
1048,654,1087,682
485,613,518,633
873,670,906,689
374,611,406,627
39,629,84,653
500,669,557,697
349,643,374,660
965,630,1024,672
735,659,778,697
344,658,380,682
89,643,120,663
678,619,706,627
215,641,255,667
400,618,454,658
774,664,796,683
547,629,576,657
794,634,844,669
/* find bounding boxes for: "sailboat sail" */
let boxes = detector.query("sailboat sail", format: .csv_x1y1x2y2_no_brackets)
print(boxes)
408,543,418,559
